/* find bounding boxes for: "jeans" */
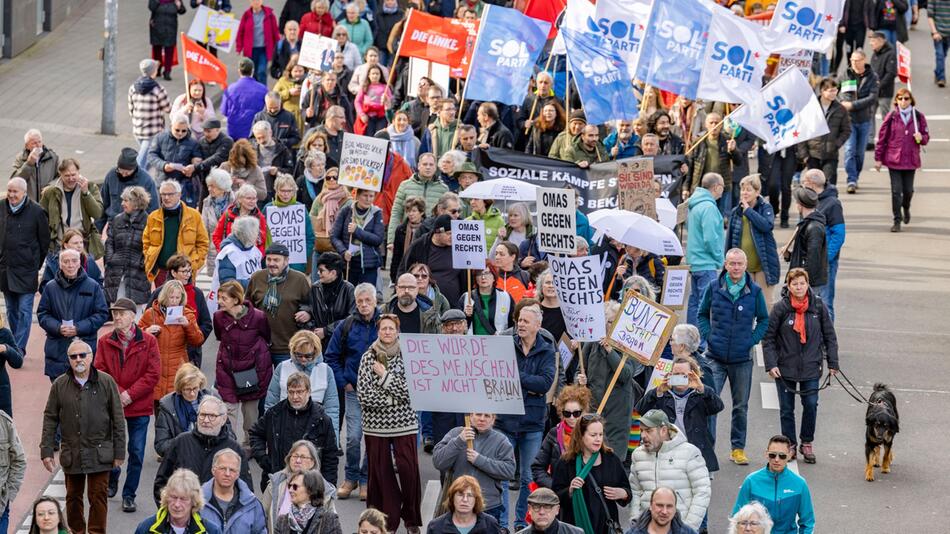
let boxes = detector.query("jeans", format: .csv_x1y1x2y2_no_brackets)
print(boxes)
888,169,916,223
775,378,820,445
137,138,152,170
934,35,950,82
251,47,268,85
687,270,718,352
346,264,378,287
484,505,504,524
0,507,8,534
844,120,872,185
344,389,368,484
825,259,839,321
271,352,290,366
110,415,149,500
718,186,733,223
419,411,432,440
707,358,753,450
498,430,543,530
2,290,34,353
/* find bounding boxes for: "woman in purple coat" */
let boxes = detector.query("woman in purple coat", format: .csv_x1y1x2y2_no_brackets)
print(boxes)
213,280,273,449
874,88,929,233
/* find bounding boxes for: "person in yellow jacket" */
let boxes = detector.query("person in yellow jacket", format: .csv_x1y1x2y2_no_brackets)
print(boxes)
143,180,210,283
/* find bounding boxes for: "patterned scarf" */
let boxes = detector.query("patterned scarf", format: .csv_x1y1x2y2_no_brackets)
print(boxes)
791,293,809,344
287,503,317,532
556,420,573,453
262,267,289,316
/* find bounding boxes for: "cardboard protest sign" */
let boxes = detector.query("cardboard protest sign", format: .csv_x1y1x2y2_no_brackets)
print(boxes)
550,255,606,342
298,31,337,71
617,158,657,219
401,334,524,414
266,205,308,264
408,58,450,97
558,334,574,369
187,6,239,53
660,265,690,310
339,133,389,192
606,290,677,365
646,357,675,391
536,187,576,255
777,49,813,80
451,220,486,270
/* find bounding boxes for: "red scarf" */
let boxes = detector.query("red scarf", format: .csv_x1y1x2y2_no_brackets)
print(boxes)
790,294,809,344
556,421,573,453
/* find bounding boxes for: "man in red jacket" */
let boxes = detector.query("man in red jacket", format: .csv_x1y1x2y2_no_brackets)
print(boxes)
94,298,160,513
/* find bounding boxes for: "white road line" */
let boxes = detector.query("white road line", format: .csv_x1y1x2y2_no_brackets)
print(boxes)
754,344,764,368
761,382,780,410
787,459,800,476
920,114,950,120
421,479,441,528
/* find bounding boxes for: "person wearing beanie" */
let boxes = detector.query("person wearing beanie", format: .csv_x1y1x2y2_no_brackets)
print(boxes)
548,110,588,161
786,188,829,294
221,57,268,140
128,59,171,169
96,148,160,233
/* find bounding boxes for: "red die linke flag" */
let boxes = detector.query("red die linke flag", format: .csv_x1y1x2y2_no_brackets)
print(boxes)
398,9,471,70
180,34,228,88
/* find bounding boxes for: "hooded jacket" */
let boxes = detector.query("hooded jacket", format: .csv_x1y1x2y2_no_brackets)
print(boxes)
249,398,339,485
128,77,172,142
495,334,557,435
815,185,846,262
789,210,828,287
37,269,110,378
154,426,253,506
763,287,839,381
140,301,206,400
432,426,516,510
94,326,162,418
685,188,725,272
199,478,266,534
733,464,815,534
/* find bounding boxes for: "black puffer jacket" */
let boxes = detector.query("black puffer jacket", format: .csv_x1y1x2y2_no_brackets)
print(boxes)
149,0,186,48
763,287,839,381
153,426,252,505
104,209,151,304
788,210,828,287
249,399,339,487
797,100,851,160
0,198,50,294
530,425,566,489
310,278,356,339
870,40,898,98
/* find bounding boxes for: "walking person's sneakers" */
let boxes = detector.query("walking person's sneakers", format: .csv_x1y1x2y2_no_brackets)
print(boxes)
847,183,857,194
800,442,816,463
891,222,901,232
337,480,358,499
359,484,368,501
731,449,750,465
122,497,136,513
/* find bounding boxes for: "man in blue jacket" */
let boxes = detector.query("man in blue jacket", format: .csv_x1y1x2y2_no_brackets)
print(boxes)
802,169,846,320
495,304,556,532
323,282,378,501
733,435,815,534
697,248,769,466
221,58,267,140
685,173,726,350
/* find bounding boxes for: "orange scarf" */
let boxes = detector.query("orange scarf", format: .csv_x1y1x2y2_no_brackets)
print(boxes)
790,294,809,344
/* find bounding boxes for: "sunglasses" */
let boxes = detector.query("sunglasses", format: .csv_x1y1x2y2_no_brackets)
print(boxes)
288,483,301,490
561,409,583,419
325,174,339,180
897,96,911,101
293,351,316,360
768,452,789,460
67,352,88,360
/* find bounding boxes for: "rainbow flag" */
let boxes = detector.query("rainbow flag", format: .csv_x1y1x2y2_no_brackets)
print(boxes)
628,409,642,451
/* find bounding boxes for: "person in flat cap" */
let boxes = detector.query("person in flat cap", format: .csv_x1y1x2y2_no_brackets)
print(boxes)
94,297,161,512
194,117,235,181
549,110,588,161
246,242,313,364
96,148,160,232
787,187,828,292
630,409,711,531
515,487,583,534
424,307,472,446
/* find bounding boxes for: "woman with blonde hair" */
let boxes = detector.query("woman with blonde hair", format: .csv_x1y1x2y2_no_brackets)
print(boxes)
426,475,501,533
140,279,206,404
135,469,218,533
273,55,307,134
154,363,225,457
220,139,267,201
310,167,349,261
265,330,340,432
264,174,315,273
262,440,337,531
356,508,388,534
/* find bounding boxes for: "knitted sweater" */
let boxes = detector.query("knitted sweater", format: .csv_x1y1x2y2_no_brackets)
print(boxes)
356,343,418,437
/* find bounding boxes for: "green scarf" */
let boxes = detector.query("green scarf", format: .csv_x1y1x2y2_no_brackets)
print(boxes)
571,451,599,534
726,274,746,302
262,267,289,316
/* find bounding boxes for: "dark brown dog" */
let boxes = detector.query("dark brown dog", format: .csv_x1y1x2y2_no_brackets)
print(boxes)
865,383,899,481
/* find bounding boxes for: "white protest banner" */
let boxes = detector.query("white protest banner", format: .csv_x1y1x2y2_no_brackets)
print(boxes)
298,31,337,71
266,204,307,264
401,334,524,414
660,265,690,310
339,133,389,192
646,357,675,391
607,290,677,365
550,255,606,342
777,49,813,80
451,219,486,270
408,58,451,97
558,334,574,369
536,187,576,255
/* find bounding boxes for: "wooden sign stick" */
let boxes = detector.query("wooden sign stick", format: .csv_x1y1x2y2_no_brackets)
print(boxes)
596,353,629,415
464,415,474,450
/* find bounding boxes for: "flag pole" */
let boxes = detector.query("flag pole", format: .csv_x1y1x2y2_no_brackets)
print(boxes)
451,6,489,150
685,105,742,156
604,253,626,301
387,9,411,89
181,33,191,98
524,52,557,135
565,59,572,116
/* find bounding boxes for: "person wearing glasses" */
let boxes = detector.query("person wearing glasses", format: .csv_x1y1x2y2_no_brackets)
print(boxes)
531,385,591,490
461,268,514,336
387,273,442,336
154,363,227,458
28,496,69,534
733,435,814,534
143,180,210,286
147,114,204,207
41,340,126,534
200,449,268,533
137,469,222,534
357,314,423,534
154,396,252,506
402,213,467,306
274,469,342,534
727,502,774,534
874,87,930,233
516,487,582,534
262,440,337,531
427,475,503,534
247,243,314,365
264,329,339,421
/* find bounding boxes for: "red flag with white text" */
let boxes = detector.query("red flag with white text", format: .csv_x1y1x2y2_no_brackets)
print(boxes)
180,34,228,88
897,41,912,85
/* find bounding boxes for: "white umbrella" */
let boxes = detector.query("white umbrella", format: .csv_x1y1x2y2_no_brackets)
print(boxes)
655,198,677,229
588,208,684,256
458,178,539,201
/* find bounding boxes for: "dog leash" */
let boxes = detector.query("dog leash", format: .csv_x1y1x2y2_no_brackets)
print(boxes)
777,369,871,405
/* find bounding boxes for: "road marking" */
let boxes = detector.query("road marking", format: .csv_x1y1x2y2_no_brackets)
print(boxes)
754,344,764,367
761,382,780,410
920,114,950,120
18,470,65,532
787,459,800,476
421,479,441,528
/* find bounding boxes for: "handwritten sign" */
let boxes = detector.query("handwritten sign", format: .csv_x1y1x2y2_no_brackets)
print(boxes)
777,49,814,81
536,187,576,255
298,31,337,71
187,6,239,53
401,334,524,415
646,357,675,392
339,133,388,192
266,204,307,264
550,255,606,342
618,157,657,220
660,265,690,310
451,219,486,270
606,290,677,366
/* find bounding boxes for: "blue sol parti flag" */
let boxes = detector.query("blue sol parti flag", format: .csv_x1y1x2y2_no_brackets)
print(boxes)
767,0,845,53
635,0,712,100
463,5,551,106
561,28,639,126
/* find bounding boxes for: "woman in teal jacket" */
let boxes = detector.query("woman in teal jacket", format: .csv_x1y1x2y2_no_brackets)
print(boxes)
264,174,315,273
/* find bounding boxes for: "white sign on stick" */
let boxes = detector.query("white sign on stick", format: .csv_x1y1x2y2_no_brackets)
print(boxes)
606,290,677,366
660,266,690,310
549,255,606,342
339,133,389,192
536,187,576,255
266,204,307,264
408,58,451,97
451,220,486,270
187,6,239,53
298,31,337,71
401,334,524,415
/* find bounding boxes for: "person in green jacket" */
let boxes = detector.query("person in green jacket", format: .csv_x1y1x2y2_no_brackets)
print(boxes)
388,153,448,245
341,3,373,56
548,110,587,162
467,198,504,246
38,158,105,259
733,435,815,534
263,174,314,273
566,124,608,167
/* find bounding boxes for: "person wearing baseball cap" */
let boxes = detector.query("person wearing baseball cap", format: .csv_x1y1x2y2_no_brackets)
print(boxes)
96,148,160,232
629,409,711,531
787,187,828,293
549,110,588,161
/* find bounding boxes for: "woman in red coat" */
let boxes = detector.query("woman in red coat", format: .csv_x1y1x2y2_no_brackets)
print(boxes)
874,88,929,233
300,0,335,37
236,0,280,84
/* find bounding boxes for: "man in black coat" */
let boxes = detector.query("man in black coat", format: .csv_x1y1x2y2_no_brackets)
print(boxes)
787,188,828,293
253,91,302,149
841,49,880,193
153,396,251,505
195,118,235,180
401,215,466,307
248,371,339,491
309,252,355,344
96,148,160,233
0,177,50,354
476,102,515,150
869,32,898,145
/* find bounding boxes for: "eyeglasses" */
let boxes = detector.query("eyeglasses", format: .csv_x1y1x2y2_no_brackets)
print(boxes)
290,454,313,461
396,285,417,290
561,409,583,419
447,208,461,214
767,452,789,460
293,351,316,360
738,520,762,527
413,273,429,279
67,352,88,360
528,503,556,511
197,412,221,420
